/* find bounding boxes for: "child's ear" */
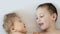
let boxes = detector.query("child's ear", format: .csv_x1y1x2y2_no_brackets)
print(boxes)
51,13,57,21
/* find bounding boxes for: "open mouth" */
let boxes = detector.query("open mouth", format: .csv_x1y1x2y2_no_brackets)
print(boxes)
38,23,44,27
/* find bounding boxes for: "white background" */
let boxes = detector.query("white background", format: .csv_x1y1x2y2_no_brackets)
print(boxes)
0,0,60,34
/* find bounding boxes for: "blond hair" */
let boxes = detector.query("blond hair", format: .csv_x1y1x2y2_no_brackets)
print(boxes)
3,13,21,34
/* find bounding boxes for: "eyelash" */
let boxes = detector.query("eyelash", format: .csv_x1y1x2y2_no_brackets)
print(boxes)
36,15,44,20
36,16,44,19
36,16,43,19
40,16,44,18
36,17,38,19
35,16,38,19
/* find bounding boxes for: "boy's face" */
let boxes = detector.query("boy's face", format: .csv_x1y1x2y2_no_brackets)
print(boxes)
10,17,26,34
36,7,56,30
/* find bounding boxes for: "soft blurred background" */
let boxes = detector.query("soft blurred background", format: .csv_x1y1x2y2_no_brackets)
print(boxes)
0,0,60,34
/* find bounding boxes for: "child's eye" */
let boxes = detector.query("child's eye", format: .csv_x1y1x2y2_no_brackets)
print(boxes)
19,20,22,23
40,16,43,18
35,15,38,19
36,17,38,19
40,14,44,18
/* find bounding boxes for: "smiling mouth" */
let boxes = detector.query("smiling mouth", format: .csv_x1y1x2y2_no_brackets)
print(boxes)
38,23,44,26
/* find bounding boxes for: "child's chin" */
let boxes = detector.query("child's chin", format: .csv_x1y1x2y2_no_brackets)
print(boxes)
40,27,46,30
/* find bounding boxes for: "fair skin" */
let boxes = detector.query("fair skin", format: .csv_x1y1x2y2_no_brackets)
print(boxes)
10,17,26,34
34,7,60,34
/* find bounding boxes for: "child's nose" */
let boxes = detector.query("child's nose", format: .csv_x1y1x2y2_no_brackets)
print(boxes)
37,18,41,22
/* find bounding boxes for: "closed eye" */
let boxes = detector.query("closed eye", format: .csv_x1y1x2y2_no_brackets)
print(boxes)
36,17,38,19
19,20,22,23
40,15,44,18
40,14,44,18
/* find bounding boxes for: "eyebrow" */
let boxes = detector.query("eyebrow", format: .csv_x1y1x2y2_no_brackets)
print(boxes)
39,13,45,15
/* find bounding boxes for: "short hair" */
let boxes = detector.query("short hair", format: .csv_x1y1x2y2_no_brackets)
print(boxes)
36,3,58,21
3,13,21,34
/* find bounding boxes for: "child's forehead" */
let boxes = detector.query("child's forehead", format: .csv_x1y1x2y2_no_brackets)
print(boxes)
37,6,48,11
36,7,50,14
9,17,18,21
10,17,21,22
10,16,19,19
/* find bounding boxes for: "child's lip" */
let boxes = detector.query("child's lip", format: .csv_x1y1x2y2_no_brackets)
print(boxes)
38,23,44,26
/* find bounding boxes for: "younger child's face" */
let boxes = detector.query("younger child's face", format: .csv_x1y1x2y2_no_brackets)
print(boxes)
36,7,55,30
10,17,26,34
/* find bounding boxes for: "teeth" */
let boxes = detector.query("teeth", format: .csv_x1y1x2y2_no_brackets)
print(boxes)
39,23,43,26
